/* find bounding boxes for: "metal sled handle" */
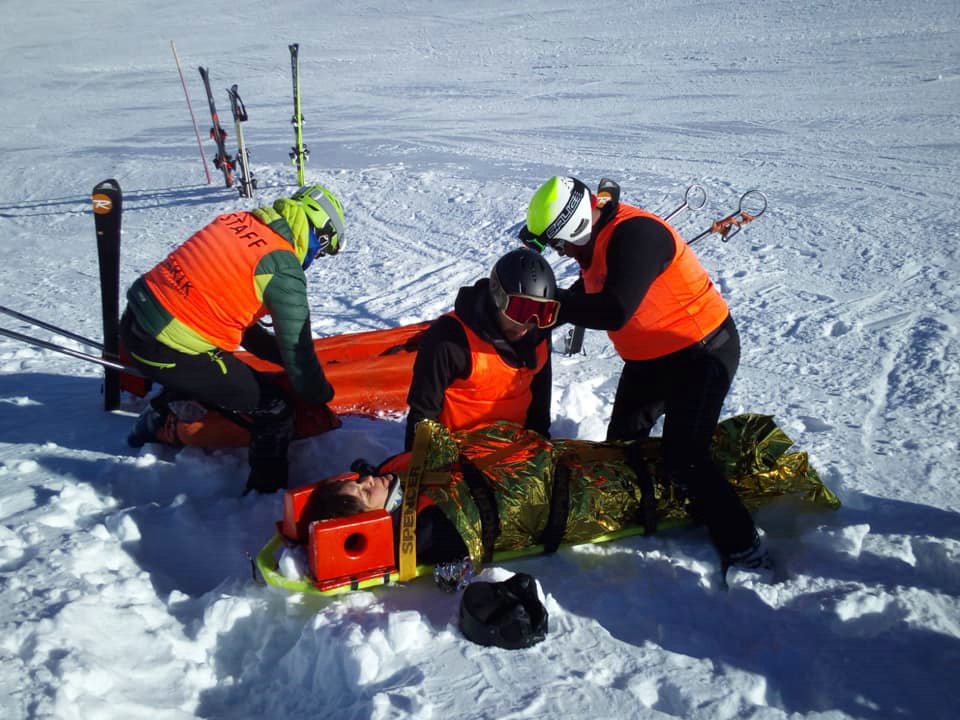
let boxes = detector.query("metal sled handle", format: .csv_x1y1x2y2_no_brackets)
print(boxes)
689,189,768,245
662,183,707,222
721,189,768,242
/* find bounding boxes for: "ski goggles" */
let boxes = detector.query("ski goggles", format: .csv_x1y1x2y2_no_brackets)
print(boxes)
518,226,561,254
302,222,338,270
499,294,561,329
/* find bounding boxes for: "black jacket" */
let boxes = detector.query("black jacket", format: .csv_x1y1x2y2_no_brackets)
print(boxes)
404,279,552,449
557,198,675,331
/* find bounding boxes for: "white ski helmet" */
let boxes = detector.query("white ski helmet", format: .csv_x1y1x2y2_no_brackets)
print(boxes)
522,176,594,249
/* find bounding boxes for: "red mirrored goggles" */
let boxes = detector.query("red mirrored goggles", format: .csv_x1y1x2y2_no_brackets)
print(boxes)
501,294,561,329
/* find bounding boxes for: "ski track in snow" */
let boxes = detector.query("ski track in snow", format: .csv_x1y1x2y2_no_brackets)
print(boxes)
1,1,960,718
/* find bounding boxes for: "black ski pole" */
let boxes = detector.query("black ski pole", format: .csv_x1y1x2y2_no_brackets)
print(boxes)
662,183,707,222
0,305,105,352
0,326,143,376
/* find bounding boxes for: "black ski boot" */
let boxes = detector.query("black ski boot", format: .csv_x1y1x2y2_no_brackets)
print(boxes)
127,406,163,448
244,399,294,495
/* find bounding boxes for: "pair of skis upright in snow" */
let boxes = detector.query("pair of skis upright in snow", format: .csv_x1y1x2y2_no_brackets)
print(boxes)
197,66,256,198
192,44,308,197
288,43,309,186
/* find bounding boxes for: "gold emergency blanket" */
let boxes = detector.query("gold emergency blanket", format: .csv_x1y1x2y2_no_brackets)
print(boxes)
412,414,839,568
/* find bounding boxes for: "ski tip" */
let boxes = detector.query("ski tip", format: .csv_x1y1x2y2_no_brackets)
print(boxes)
92,178,121,194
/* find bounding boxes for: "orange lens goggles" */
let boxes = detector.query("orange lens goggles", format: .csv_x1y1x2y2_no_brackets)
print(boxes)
502,294,560,329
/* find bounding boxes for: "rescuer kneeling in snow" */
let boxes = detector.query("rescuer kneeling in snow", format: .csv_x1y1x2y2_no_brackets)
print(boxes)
120,185,345,495
404,248,558,451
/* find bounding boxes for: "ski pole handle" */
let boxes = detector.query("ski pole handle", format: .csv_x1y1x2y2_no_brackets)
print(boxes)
737,189,768,220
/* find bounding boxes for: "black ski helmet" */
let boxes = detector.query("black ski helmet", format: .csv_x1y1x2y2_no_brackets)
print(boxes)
459,573,548,650
489,248,557,306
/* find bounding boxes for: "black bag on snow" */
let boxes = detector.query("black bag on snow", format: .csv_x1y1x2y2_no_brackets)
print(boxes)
459,572,548,650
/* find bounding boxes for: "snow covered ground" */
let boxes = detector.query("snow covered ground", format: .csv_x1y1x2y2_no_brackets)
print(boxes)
1,0,959,717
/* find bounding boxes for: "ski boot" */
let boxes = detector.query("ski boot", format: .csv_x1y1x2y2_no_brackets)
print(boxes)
127,407,163,448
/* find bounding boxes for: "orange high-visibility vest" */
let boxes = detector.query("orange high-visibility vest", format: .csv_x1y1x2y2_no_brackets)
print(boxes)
438,313,549,433
144,212,295,350
583,204,729,360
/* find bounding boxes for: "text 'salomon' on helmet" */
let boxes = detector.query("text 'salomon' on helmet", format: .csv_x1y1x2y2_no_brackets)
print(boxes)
291,184,346,266
489,248,560,329
520,176,594,252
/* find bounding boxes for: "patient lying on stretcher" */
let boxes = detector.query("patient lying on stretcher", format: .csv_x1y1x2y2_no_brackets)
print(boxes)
280,415,839,583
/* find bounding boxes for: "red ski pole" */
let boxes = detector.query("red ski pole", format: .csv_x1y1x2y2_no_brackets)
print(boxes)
171,41,212,185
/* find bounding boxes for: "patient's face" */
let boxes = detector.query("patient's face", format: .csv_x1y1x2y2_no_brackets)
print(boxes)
333,474,391,512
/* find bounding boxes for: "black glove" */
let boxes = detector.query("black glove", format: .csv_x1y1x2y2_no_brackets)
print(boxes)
245,458,289,495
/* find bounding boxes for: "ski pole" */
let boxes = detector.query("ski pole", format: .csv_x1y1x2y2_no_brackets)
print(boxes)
170,41,212,185
0,305,105,352
689,189,767,245
0,326,144,377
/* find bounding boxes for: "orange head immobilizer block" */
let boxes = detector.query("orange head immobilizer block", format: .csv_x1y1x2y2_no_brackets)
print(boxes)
281,477,397,591
308,510,397,590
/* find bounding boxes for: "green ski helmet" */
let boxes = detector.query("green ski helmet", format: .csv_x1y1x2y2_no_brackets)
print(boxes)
520,176,594,251
291,184,346,256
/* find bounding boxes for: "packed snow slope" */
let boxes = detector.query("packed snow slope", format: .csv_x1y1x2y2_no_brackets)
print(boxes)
1,1,958,718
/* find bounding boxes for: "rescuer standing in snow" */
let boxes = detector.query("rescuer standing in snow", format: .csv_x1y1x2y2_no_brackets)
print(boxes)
519,176,769,573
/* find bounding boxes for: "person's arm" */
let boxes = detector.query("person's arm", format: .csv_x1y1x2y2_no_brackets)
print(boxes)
404,316,471,450
524,338,552,437
240,322,283,365
257,250,334,404
557,217,675,330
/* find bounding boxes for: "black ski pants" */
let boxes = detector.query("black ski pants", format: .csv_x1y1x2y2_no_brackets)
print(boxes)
120,311,294,476
607,314,756,557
